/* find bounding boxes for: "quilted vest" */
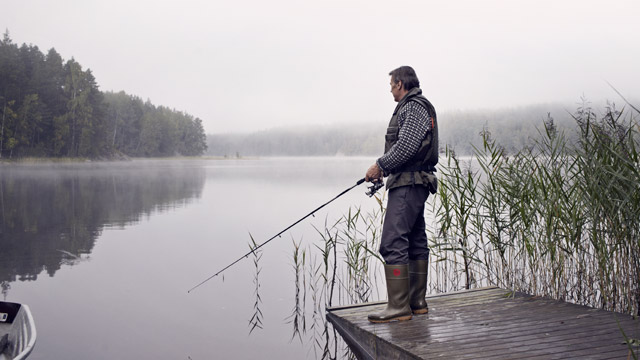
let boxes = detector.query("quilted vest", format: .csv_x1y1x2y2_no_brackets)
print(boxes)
383,87,438,192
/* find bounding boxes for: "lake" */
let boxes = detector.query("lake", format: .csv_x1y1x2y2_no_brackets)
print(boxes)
0,157,392,359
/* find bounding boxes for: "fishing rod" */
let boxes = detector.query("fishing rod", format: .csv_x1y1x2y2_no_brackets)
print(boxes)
187,177,384,293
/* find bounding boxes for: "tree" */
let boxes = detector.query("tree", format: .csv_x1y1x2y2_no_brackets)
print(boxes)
55,59,108,157
181,117,207,156
40,48,67,154
13,93,44,156
0,99,16,158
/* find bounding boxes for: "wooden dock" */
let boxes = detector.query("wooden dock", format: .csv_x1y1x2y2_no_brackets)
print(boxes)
326,287,639,359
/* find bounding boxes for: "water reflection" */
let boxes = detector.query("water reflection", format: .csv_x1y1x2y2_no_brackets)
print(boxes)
0,161,206,290
248,236,264,334
280,200,393,359
286,275,354,360
286,236,359,360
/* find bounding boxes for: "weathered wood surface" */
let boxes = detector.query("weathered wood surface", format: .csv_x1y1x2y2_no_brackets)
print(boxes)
326,287,639,359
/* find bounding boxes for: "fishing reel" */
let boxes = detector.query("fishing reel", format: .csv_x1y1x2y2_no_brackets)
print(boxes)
366,180,385,197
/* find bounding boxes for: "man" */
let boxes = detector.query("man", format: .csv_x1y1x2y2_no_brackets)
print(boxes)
365,66,438,323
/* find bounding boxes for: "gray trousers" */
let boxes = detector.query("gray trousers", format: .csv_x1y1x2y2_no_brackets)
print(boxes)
379,185,430,265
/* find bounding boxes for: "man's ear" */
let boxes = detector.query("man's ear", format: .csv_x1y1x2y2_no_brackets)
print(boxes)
396,80,403,89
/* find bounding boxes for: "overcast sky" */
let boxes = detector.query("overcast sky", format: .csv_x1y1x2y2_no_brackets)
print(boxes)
3,0,639,133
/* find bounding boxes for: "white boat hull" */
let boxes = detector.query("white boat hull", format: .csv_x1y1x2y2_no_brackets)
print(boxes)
0,302,36,360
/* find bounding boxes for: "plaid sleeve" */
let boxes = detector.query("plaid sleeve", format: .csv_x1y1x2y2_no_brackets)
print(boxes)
377,101,431,174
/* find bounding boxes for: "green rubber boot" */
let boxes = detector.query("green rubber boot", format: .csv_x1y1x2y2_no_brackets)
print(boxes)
368,264,412,323
409,259,429,314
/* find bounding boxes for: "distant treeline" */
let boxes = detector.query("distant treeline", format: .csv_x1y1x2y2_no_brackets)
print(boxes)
0,32,207,159
208,123,384,157
207,102,581,157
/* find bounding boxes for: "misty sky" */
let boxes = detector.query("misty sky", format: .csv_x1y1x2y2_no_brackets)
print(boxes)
3,0,639,134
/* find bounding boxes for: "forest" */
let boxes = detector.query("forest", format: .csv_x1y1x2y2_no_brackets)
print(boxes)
0,32,207,159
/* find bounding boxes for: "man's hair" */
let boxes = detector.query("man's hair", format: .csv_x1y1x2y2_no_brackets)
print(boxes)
389,66,420,91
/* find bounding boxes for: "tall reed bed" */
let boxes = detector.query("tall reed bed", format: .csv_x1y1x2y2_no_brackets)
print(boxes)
435,102,639,316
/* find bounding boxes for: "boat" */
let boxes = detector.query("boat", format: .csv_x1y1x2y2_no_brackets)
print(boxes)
0,301,36,360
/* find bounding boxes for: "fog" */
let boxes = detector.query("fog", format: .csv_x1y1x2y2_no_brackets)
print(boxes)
3,0,639,134
206,100,620,157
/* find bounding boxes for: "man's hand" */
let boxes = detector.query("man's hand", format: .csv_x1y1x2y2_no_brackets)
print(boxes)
365,163,383,183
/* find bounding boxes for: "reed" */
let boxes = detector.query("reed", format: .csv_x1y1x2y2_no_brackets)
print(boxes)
287,237,306,342
288,226,357,359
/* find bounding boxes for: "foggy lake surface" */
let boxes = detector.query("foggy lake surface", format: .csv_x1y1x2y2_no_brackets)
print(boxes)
0,157,386,359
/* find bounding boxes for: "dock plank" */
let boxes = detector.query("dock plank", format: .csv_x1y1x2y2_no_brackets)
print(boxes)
326,287,639,359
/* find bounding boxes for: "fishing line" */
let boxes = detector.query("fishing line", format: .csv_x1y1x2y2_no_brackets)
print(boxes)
187,177,383,293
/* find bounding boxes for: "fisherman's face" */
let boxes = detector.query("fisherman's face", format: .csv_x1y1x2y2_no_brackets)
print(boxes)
390,77,402,102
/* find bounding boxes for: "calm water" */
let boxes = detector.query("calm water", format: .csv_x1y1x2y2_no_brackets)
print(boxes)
0,157,382,359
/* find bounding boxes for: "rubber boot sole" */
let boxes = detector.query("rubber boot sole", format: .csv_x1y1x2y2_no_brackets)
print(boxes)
412,308,429,315
368,314,412,323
